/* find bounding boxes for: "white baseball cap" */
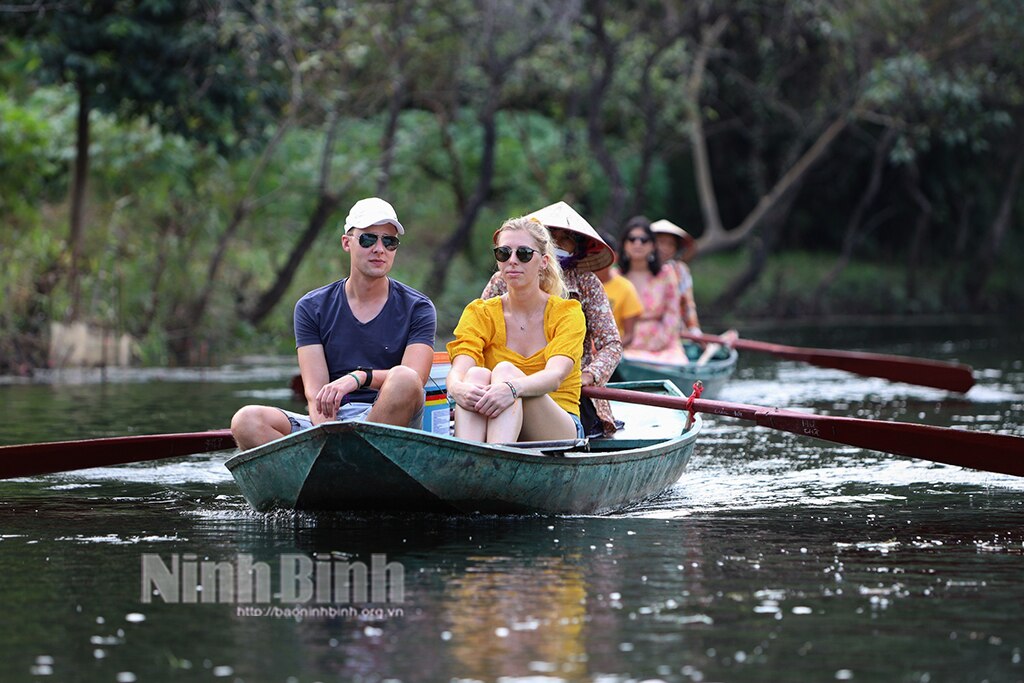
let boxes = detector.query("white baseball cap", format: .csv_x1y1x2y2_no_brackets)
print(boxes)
343,197,405,235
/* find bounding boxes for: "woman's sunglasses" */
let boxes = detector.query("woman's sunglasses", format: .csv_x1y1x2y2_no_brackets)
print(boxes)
494,245,538,263
357,233,400,251
626,235,652,244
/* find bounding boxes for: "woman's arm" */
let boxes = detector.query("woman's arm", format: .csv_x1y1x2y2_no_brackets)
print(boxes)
576,273,622,386
446,354,487,411
646,267,683,351
504,355,573,399
620,315,638,348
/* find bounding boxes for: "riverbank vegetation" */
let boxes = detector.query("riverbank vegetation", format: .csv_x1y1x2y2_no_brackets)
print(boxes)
1,1,1022,371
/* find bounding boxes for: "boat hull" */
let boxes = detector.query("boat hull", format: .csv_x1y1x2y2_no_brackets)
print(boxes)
226,381,699,515
616,343,738,398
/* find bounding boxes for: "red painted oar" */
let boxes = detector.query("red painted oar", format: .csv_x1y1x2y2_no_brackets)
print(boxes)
0,430,235,480
681,331,975,393
584,385,1024,477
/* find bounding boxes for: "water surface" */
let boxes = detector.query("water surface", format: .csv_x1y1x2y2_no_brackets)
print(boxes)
2,323,1022,682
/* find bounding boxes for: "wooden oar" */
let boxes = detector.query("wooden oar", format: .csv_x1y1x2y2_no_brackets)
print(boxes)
0,430,235,480
695,343,720,367
584,385,1024,477
680,331,975,393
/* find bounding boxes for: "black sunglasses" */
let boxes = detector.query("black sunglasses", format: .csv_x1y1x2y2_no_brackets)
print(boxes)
357,233,400,251
494,245,538,263
626,235,652,244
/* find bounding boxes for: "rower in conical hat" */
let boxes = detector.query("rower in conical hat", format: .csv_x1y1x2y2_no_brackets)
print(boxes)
525,201,616,273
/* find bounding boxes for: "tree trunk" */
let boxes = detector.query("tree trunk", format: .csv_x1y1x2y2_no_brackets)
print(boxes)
376,77,404,196
685,17,729,241
67,79,91,321
711,188,798,311
966,135,1024,305
812,127,897,310
904,162,932,302
585,2,628,236
628,39,679,218
244,115,351,325
424,99,499,297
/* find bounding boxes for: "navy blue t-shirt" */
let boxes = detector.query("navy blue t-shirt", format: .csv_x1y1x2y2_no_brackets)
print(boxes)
294,277,437,405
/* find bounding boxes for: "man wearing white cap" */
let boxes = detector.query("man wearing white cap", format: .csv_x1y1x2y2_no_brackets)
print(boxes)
231,197,437,450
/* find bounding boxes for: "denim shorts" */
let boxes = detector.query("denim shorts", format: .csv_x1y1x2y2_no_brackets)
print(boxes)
568,411,585,439
280,402,423,433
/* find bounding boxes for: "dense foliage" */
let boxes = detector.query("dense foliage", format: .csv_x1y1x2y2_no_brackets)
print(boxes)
1,0,1021,370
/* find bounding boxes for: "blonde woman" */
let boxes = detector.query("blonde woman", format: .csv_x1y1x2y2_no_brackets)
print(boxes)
447,217,586,444
480,201,622,437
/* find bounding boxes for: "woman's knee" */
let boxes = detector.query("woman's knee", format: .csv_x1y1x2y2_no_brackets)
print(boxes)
490,361,524,382
464,366,492,384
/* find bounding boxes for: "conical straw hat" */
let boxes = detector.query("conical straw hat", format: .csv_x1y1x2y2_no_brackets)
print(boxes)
650,219,695,247
526,201,615,272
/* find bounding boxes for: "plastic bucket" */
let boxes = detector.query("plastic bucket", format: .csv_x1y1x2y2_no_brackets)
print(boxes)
422,352,452,434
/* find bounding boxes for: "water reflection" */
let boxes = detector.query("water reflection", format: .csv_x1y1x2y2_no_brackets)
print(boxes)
444,556,587,679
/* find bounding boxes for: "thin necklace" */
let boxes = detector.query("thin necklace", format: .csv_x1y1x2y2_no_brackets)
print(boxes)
506,296,541,331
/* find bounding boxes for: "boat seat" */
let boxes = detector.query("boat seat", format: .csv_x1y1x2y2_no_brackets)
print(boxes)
500,438,590,455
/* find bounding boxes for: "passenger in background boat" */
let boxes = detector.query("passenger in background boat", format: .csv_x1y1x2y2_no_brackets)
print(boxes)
230,197,436,451
447,216,586,444
594,261,643,347
480,201,622,437
618,216,687,364
651,219,701,334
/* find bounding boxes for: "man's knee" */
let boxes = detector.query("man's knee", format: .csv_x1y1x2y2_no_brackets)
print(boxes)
231,404,285,437
381,365,425,400
231,405,263,433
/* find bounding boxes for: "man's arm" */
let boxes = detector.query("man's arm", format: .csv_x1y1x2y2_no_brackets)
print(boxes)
298,344,356,425
398,342,435,386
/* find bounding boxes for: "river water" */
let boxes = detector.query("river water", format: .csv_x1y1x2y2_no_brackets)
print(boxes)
1,322,1022,683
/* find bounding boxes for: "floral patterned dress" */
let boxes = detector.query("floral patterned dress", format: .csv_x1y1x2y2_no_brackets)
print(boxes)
624,264,687,363
482,269,623,436
669,260,700,333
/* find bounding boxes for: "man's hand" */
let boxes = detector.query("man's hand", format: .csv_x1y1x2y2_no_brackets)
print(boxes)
314,374,359,420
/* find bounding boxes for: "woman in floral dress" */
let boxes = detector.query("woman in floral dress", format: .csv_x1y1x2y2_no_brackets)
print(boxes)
617,216,687,364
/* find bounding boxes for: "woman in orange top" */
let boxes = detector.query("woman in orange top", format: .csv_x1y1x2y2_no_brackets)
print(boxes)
447,216,586,444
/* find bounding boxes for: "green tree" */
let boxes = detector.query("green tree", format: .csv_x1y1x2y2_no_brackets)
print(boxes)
4,0,282,320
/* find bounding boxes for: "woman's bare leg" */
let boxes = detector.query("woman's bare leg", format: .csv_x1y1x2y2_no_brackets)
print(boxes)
519,394,578,441
454,366,491,441
485,362,526,443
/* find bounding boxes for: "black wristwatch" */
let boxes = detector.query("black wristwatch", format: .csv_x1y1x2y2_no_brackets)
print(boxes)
356,366,373,389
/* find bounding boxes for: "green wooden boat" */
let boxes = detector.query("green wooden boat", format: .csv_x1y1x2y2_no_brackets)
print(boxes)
615,341,738,399
225,380,700,515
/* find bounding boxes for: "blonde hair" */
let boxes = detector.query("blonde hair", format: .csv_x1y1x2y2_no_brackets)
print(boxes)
494,216,568,297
